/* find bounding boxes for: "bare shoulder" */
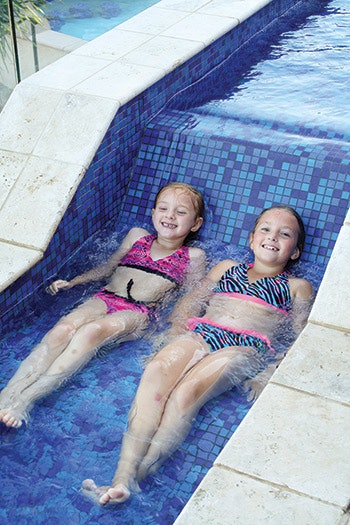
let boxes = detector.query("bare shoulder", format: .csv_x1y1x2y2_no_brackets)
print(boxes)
207,259,238,282
188,246,206,262
289,276,314,300
187,246,206,279
126,227,150,242
123,228,149,246
111,227,150,259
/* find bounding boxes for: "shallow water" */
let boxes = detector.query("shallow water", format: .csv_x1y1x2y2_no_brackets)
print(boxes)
44,0,160,40
0,0,345,522
0,226,324,524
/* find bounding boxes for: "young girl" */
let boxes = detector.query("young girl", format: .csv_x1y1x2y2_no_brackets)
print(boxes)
82,205,314,505
0,182,205,429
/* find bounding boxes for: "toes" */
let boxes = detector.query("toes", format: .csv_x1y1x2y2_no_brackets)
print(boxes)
81,480,131,506
81,479,98,491
99,485,130,505
0,410,22,428
99,492,111,505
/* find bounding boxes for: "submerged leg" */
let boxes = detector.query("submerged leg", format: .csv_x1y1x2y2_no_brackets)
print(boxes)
82,334,209,505
0,309,147,429
137,346,264,479
0,298,106,408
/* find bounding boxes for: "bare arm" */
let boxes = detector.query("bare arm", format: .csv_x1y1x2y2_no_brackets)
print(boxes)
289,277,314,334
244,276,314,401
181,246,207,288
47,227,149,295
167,259,237,337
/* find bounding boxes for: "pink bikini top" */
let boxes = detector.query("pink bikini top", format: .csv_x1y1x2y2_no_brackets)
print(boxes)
119,234,191,285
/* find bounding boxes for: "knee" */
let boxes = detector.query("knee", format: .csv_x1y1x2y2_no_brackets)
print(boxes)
140,358,174,404
143,358,167,384
45,320,76,346
74,322,106,347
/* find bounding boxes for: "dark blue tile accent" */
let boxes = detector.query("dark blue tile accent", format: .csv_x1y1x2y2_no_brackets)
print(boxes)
119,109,349,266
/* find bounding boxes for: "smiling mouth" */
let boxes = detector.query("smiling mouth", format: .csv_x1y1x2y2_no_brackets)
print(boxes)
162,222,176,229
262,244,279,251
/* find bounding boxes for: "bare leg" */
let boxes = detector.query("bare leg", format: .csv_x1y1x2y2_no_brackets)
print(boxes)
0,308,147,428
0,298,106,405
82,334,209,505
137,346,264,479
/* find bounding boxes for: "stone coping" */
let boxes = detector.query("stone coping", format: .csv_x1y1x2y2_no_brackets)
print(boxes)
0,0,349,523
1,0,272,293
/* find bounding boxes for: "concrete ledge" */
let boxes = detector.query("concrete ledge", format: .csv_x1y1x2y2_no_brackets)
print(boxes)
0,0,247,292
174,210,350,524
175,466,343,525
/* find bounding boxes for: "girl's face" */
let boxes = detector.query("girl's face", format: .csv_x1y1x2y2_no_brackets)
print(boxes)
152,189,203,240
249,208,301,266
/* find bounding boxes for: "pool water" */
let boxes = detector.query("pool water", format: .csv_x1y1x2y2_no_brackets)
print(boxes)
173,0,350,139
44,0,160,40
1,0,349,523
0,231,254,523
0,227,324,524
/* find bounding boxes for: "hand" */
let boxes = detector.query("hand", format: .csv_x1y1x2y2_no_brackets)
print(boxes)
46,279,72,295
243,376,267,403
242,360,281,402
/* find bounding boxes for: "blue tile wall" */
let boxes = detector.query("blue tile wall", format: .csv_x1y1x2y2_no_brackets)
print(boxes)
118,109,349,264
0,0,348,331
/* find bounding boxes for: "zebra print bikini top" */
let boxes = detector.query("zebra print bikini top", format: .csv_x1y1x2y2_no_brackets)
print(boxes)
213,263,292,314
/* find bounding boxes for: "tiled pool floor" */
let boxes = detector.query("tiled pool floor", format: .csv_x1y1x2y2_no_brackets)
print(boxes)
0,0,349,523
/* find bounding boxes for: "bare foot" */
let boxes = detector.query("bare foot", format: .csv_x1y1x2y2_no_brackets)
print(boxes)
81,478,131,505
0,406,25,428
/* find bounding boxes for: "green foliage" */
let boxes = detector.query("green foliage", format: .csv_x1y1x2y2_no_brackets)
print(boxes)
0,0,47,57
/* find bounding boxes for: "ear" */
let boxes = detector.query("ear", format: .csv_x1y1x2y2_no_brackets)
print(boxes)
191,216,203,232
290,247,300,260
249,232,254,249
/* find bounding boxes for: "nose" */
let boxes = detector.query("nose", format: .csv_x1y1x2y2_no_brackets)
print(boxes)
267,231,277,241
165,208,175,219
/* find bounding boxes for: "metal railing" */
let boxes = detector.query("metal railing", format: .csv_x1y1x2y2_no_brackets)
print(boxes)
6,0,40,83
7,0,21,82
1,1,41,109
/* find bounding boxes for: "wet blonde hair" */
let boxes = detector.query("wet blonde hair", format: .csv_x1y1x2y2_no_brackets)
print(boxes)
154,182,205,219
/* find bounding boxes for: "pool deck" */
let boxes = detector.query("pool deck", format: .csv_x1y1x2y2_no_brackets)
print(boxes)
0,0,349,523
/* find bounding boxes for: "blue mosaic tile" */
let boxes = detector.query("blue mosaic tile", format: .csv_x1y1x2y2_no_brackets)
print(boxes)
0,0,349,519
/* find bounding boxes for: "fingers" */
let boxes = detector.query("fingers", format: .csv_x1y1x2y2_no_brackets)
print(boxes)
247,389,257,403
46,280,70,295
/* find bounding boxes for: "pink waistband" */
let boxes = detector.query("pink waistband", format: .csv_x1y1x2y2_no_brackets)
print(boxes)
214,292,289,315
95,289,150,316
187,316,274,351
